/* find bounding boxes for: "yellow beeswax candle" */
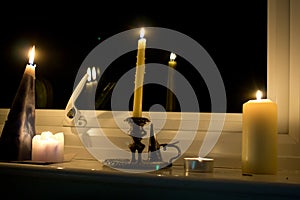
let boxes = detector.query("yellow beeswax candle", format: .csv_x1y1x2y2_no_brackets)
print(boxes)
166,52,177,111
132,28,146,117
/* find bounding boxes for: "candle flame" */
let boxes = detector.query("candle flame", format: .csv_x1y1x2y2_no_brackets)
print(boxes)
28,45,35,65
256,90,263,100
140,28,145,38
170,52,176,61
87,67,92,82
92,66,97,81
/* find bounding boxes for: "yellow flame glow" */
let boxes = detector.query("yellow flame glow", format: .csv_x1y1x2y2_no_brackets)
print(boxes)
87,67,92,82
140,28,145,38
92,66,97,81
256,90,262,100
28,45,35,65
170,52,176,61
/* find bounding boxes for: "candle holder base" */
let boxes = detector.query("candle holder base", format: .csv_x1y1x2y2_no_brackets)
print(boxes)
102,116,180,171
103,158,171,171
103,117,180,171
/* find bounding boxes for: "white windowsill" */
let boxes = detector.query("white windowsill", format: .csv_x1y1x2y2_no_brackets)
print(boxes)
1,108,299,170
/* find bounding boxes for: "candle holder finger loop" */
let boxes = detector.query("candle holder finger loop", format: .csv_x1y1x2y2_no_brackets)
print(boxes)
165,141,181,164
148,123,164,162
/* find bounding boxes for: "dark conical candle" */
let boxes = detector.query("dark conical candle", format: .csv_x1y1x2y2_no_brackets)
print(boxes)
0,46,36,161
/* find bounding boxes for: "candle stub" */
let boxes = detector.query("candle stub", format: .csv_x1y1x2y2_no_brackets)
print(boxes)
242,90,278,174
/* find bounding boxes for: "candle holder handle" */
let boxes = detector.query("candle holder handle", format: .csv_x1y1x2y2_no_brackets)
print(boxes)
148,123,163,162
125,117,150,163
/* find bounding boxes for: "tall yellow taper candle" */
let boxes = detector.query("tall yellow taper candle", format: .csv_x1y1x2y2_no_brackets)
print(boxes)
242,90,278,174
132,28,146,117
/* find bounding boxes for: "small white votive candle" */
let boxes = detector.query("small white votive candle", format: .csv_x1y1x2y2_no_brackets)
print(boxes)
32,131,64,162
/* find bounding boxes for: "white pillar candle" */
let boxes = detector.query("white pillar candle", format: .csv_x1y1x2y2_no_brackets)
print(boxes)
242,90,278,174
32,131,64,162
132,28,146,118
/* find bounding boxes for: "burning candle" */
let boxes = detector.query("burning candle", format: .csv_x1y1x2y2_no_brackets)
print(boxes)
0,45,37,161
91,66,98,91
242,90,278,174
86,67,93,105
86,66,92,84
32,131,64,162
132,28,146,118
168,52,177,68
166,52,177,111
84,67,98,110
25,45,36,78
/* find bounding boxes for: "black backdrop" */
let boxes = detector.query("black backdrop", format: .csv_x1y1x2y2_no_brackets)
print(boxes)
0,1,267,113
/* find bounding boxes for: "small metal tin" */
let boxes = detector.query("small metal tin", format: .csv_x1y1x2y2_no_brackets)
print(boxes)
184,157,214,173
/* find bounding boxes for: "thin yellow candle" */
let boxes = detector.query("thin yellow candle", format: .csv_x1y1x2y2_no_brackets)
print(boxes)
132,28,146,117
242,90,278,174
166,52,177,111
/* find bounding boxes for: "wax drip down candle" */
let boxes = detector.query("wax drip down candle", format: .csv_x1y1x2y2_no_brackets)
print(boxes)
242,90,278,175
0,46,37,161
132,28,146,118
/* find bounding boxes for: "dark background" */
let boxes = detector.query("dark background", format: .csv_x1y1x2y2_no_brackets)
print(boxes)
0,1,267,113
